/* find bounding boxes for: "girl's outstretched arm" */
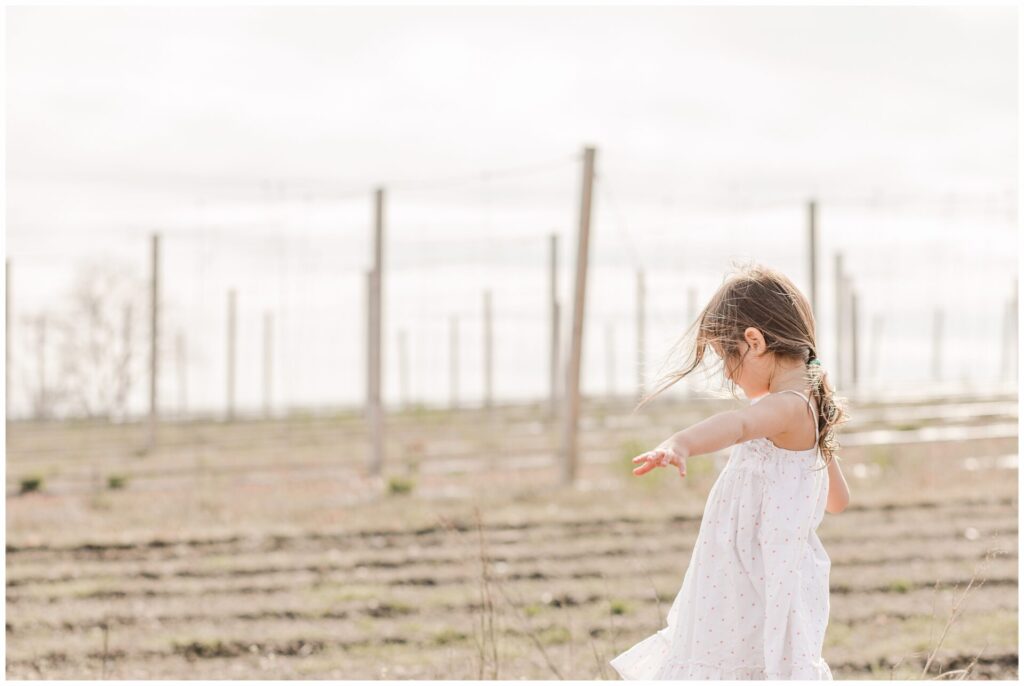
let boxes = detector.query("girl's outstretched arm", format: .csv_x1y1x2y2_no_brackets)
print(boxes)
662,394,807,459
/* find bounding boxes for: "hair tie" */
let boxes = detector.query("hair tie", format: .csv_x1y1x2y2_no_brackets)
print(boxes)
808,358,821,366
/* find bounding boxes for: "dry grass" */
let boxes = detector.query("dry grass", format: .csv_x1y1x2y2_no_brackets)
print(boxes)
5,393,1018,679
916,548,1006,680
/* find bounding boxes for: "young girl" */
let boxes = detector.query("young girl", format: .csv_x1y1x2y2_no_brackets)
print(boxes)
609,263,851,680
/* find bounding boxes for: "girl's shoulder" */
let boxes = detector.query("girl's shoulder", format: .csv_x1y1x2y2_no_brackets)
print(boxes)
756,390,818,452
750,388,815,406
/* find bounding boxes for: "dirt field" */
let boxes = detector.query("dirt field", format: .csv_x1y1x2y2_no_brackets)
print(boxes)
5,392,1018,679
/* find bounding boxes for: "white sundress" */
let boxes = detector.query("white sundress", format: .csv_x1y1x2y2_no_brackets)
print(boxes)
610,389,833,680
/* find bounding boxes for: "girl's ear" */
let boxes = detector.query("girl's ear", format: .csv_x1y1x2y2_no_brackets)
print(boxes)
743,327,766,354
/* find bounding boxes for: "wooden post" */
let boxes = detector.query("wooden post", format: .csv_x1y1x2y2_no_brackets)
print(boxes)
5,259,10,421
367,188,385,476
226,288,236,421
833,252,845,391
483,289,493,409
636,270,646,403
931,307,943,384
176,329,187,420
561,145,596,485
449,315,459,410
397,329,409,410
148,234,160,449
549,233,560,419
263,311,272,419
807,199,818,318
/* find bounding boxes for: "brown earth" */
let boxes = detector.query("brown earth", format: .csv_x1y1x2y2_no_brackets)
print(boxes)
5,394,1018,679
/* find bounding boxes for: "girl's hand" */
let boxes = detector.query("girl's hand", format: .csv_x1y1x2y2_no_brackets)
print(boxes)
631,441,688,478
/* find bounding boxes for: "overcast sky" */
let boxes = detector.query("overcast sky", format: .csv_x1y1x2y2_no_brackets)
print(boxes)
3,4,1018,413
6,4,1017,212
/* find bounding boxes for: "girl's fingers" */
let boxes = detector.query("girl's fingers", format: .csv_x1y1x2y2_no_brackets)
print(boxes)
631,449,685,477
632,450,663,464
632,451,677,476
633,462,655,476
633,456,659,474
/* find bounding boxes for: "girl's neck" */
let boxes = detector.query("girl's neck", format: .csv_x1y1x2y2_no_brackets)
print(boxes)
766,364,810,394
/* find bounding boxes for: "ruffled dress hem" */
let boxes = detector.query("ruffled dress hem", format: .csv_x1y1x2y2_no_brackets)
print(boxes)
610,651,833,681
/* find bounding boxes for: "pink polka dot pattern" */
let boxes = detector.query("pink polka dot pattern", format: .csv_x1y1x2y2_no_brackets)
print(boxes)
609,390,833,680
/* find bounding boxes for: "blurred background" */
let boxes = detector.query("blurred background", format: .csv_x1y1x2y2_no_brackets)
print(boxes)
4,4,1018,680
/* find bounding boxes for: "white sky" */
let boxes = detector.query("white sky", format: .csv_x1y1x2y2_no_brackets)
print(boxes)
2,4,1019,413
6,4,1018,204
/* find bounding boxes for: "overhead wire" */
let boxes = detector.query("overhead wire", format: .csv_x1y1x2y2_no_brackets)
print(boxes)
12,149,1017,414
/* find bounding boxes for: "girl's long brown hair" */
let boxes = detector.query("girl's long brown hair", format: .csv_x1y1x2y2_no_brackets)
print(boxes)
636,260,849,468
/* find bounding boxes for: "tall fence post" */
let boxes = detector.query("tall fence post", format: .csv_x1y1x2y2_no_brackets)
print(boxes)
561,145,596,486
367,188,385,477
148,234,160,450
808,199,818,318
833,252,845,391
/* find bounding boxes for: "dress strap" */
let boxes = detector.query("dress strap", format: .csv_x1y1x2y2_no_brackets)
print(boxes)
774,390,820,445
